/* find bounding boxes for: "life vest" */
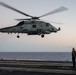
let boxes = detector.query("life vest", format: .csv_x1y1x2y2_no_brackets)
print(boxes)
72,48,76,57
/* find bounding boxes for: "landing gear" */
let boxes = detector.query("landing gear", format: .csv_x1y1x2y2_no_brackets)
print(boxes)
17,35,20,38
41,34,44,38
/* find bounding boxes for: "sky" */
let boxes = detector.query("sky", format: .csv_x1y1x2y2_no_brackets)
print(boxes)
0,0,76,52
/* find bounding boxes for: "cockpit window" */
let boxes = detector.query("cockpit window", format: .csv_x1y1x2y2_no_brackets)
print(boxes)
16,21,24,26
46,23,49,27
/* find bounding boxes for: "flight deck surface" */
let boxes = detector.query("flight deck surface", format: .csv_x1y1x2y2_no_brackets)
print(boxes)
0,59,76,75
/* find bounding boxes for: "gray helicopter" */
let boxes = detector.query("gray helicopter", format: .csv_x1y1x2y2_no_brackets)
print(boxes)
0,2,68,38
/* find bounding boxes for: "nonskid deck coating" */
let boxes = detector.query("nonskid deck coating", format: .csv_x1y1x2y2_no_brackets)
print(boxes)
0,59,76,75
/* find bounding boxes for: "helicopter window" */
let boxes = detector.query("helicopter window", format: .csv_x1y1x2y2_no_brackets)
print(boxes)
16,21,24,26
32,25,36,28
31,21,35,23
46,23,49,27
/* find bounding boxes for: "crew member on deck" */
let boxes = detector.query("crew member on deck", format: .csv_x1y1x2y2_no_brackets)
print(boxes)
72,48,76,67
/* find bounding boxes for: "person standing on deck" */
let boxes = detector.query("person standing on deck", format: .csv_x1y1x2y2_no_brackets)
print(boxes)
72,48,76,67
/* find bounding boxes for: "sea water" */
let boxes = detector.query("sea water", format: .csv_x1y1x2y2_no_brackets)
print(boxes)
0,52,72,61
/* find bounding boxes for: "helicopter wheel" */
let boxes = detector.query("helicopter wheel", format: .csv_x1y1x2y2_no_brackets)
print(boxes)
41,34,44,38
17,35,20,38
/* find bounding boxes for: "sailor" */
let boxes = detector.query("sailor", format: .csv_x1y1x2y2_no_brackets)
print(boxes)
72,48,76,67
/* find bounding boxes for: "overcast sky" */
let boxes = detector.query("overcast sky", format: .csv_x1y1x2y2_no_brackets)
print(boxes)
0,0,76,52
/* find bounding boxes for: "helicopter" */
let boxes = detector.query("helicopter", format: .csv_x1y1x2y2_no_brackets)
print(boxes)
0,2,68,38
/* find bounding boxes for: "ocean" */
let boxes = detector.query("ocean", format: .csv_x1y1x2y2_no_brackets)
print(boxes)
0,52,72,61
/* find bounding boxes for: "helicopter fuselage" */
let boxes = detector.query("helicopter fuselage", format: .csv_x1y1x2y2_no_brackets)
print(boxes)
0,20,60,38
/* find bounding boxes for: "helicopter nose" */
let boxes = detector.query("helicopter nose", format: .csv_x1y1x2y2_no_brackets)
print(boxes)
58,27,61,31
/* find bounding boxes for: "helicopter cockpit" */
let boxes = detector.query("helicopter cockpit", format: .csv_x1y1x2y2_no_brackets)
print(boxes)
46,23,50,27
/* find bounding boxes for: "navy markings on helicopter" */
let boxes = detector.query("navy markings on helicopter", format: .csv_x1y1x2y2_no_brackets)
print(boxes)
0,2,68,38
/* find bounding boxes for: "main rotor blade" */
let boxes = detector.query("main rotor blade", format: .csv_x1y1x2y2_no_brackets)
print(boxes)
50,21,63,24
15,18,31,21
40,19,63,24
39,6,68,18
0,2,33,17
